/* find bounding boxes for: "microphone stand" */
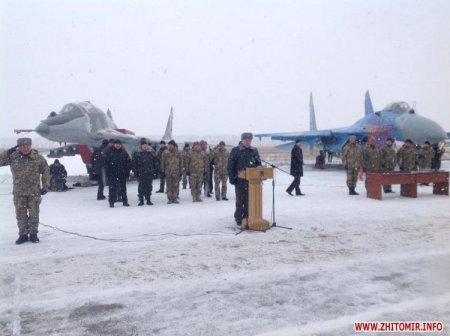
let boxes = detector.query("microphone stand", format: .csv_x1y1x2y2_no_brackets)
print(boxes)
261,159,292,230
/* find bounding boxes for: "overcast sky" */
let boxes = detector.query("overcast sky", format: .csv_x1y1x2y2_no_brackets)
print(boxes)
1,0,450,139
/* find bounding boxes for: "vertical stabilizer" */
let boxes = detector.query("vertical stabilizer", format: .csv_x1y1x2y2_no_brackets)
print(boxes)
364,90,374,115
107,108,113,120
162,107,173,142
309,92,317,131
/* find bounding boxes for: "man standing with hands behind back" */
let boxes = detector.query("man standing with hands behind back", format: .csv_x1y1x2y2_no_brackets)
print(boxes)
228,132,261,228
0,138,50,244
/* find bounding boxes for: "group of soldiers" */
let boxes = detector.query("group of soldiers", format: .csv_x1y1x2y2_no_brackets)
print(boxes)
2,133,447,245
342,135,444,195
90,138,230,207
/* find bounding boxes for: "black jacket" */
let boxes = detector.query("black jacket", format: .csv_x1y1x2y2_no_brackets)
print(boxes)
49,163,67,179
290,145,303,177
132,150,157,180
104,147,131,179
227,145,261,184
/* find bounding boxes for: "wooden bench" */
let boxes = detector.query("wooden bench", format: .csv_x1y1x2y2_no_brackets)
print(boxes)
366,171,449,200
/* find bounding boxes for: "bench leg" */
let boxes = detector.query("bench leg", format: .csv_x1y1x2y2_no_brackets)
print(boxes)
433,182,449,195
401,183,417,198
366,183,382,200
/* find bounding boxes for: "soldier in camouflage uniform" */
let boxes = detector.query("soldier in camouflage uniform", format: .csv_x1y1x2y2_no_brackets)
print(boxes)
132,139,157,206
362,137,381,188
160,140,182,204
397,139,416,171
187,142,207,202
212,141,229,201
200,140,212,197
380,137,397,193
156,141,167,193
342,135,362,195
418,141,435,171
181,143,191,189
0,138,50,244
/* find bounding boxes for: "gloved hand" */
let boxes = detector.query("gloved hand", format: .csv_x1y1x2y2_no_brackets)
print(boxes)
7,145,18,155
41,189,48,195
229,176,236,185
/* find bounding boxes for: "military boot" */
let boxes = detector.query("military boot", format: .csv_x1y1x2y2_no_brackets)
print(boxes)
15,234,29,245
146,197,153,205
138,195,144,206
349,187,359,195
29,234,40,243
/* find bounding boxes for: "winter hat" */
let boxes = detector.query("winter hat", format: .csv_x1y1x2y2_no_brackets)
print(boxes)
241,132,253,140
17,138,32,146
168,140,176,146
114,139,122,144
160,140,166,145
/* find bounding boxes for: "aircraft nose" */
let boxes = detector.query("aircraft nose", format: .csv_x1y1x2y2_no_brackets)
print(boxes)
399,114,447,144
35,122,49,136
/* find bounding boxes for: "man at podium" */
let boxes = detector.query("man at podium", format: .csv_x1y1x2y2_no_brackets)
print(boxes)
227,132,262,226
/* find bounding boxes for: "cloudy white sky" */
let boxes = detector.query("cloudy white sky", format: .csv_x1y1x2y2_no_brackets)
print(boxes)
1,0,450,138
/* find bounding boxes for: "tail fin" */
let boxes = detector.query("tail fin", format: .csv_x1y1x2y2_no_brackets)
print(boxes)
162,107,173,142
309,92,317,131
364,90,374,115
107,108,113,120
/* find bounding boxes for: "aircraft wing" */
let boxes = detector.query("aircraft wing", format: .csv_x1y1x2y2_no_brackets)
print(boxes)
256,129,371,143
256,130,333,142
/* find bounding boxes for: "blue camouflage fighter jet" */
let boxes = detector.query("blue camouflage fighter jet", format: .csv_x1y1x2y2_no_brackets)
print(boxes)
256,91,448,160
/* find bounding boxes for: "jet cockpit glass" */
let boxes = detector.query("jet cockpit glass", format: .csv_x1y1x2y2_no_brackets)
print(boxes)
59,104,84,119
384,102,411,113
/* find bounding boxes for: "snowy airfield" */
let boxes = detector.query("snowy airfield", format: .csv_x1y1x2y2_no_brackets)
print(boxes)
1,157,450,336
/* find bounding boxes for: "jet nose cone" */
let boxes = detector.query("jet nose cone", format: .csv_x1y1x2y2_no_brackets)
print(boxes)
35,122,49,136
399,114,447,144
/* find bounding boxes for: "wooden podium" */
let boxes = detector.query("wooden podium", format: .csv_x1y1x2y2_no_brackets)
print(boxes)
238,167,273,231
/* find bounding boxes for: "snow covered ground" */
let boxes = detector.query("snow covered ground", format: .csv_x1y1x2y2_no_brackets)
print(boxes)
1,158,449,336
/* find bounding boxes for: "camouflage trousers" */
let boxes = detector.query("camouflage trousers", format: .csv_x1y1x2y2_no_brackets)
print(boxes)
166,174,180,202
14,194,41,235
381,167,394,192
203,171,211,195
346,167,359,188
189,173,203,201
214,172,228,199
182,171,189,189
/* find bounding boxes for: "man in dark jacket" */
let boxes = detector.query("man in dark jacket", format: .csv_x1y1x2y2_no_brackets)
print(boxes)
286,139,304,196
132,139,157,206
228,133,261,227
91,139,109,200
104,139,131,207
49,159,68,191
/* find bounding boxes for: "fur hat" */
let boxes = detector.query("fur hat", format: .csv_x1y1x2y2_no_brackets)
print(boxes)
241,132,253,140
114,139,122,144
140,138,148,145
219,141,226,146
404,139,414,145
168,140,176,146
17,138,32,146
160,140,166,145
